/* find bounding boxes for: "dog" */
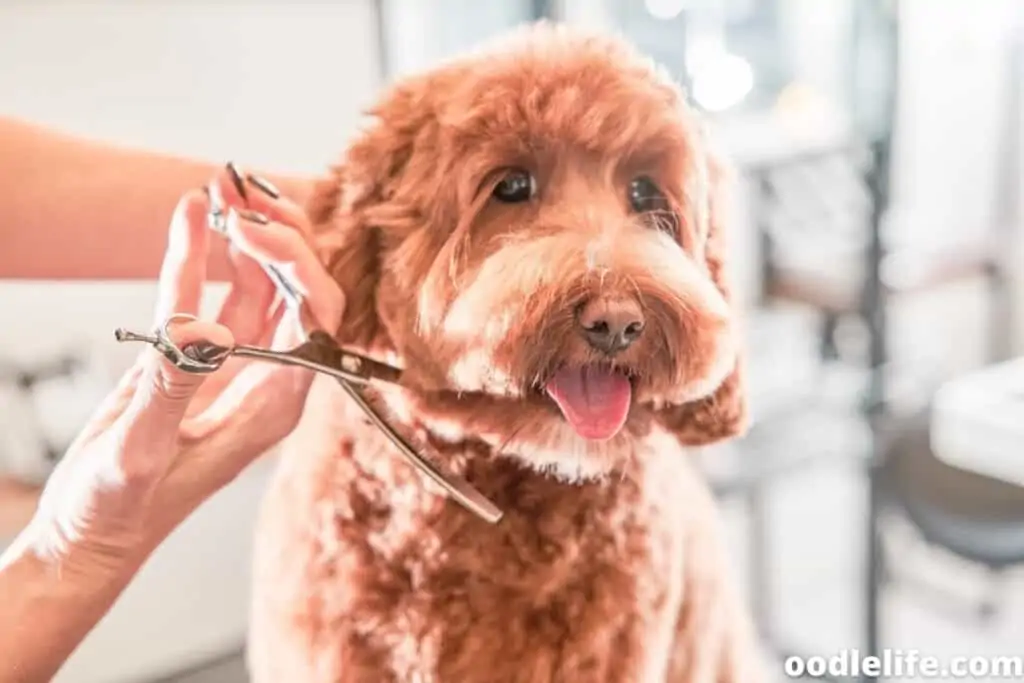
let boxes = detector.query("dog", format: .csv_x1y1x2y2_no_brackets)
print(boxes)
248,22,764,683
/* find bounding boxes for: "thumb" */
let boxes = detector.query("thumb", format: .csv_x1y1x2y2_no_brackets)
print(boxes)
120,320,234,448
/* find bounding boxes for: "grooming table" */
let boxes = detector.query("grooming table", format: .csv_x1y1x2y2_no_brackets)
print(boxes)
931,358,1024,487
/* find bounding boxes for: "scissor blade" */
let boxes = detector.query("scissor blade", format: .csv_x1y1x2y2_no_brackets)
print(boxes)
336,380,503,524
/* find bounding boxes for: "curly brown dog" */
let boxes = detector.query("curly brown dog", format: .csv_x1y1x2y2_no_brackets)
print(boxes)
248,22,765,683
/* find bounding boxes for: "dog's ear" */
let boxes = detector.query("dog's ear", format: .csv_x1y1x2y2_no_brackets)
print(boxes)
306,80,438,353
306,161,383,350
655,149,748,447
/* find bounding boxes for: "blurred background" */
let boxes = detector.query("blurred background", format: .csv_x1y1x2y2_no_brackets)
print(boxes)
0,0,1021,681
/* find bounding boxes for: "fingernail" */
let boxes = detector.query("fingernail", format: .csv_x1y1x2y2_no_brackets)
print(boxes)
207,183,228,234
225,161,248,201
238,208,269,224
246,173,281,199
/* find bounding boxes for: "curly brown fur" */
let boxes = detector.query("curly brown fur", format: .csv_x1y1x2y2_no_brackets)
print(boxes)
249,22,764,683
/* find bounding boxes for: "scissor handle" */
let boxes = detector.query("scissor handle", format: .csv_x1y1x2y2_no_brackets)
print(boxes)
113,314,232,374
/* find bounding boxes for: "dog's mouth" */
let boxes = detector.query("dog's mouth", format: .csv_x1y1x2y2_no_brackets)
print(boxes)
543,364,633,442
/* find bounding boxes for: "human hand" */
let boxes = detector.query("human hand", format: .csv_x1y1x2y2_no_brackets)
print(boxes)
11,166,343,578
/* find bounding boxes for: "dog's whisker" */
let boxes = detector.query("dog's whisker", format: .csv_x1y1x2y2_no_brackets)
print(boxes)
619,447,637,483
647,209,680,238
495,422,528,455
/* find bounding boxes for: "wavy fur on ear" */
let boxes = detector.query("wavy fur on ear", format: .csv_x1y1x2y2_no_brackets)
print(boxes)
307,163,383,350
655,149,748,447
306,74,442,355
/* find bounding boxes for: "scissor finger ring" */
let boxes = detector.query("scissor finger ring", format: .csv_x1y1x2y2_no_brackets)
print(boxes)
154,313,230,374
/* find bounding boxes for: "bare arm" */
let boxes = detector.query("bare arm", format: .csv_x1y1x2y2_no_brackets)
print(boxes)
0,532,139,683
0,116,316,280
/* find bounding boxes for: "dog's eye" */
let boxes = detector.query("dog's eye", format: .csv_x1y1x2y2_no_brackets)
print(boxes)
492,169,536,203
628,176,678,235
628,176,669,213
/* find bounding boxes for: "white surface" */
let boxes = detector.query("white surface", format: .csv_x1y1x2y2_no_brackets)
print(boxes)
931,358,1024,486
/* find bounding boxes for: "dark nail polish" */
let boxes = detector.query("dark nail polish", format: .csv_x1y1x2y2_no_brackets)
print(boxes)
246,173,281,199
238,208,269,224
225,161,248,201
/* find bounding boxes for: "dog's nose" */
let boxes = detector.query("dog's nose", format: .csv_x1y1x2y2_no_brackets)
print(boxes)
576,296,645,355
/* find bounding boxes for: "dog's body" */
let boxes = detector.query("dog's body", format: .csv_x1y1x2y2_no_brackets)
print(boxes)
248,23,764,683
249,379,760,683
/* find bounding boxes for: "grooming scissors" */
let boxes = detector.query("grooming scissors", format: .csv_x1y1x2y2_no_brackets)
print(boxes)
113,314,502,524
112,186,503,524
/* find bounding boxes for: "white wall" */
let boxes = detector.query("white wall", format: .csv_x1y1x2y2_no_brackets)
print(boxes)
890,0,1024,365
0,1,380,175
0,2,382,681
893,0,1020,241
777,0,854,113
380,0,536,79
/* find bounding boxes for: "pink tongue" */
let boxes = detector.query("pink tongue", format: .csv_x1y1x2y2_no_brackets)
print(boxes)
544,366,632,441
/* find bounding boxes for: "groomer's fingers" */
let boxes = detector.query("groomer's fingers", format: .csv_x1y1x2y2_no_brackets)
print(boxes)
192,266,280,405
117,320,234,479
179,305,305,448
225,210,344,333
216,244,277,345
209,162,312,235
259,300,288,347
208,163,343,333
180,354,313,467
153,191,210,326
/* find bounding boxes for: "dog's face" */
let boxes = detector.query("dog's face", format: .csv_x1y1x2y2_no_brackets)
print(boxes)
310,24,746,477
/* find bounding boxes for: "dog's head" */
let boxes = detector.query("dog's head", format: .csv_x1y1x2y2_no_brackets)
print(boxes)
310,23,746,478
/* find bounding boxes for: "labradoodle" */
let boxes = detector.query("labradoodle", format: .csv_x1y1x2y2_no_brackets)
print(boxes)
248,22,764,683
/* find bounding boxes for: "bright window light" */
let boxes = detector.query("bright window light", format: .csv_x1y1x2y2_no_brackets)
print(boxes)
691,53,755,112
644,0,688,21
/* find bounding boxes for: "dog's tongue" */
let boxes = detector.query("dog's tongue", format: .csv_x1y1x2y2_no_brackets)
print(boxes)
544,366,632,441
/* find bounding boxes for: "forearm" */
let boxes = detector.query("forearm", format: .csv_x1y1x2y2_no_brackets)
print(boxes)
0,529,137,683
0,116,316,280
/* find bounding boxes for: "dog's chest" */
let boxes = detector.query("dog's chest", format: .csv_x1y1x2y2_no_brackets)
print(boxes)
324,440,686,680
262,378,692,682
